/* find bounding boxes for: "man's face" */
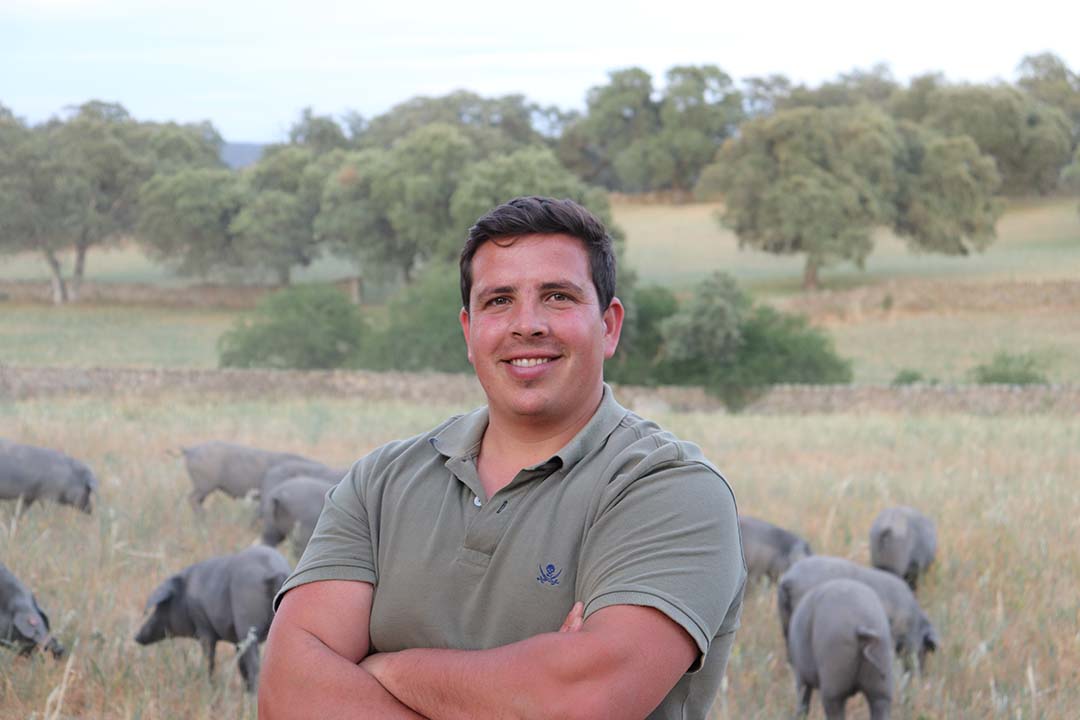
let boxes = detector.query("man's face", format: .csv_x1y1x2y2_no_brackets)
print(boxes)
460,233,623,428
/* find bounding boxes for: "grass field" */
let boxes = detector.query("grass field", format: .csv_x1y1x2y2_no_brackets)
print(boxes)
2,196,1078,383
615,197,1080,296
4,198,1078,296
830,309,1080,385
0,305,236,368
2,299,1077,384
1,394,1077,718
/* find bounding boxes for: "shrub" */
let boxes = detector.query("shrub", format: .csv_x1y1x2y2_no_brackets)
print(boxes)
608,284,679,385
357,262,472,373
657,272,747,386
892,369,925,386
218,284,366,369
970,351,1049,385
708,305,852,410
647,272,852,410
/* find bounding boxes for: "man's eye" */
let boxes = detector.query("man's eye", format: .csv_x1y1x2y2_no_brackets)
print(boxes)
487,297,510,306
549,293,571,302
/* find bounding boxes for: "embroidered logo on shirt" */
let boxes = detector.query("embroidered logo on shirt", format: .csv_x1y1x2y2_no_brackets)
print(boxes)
537,563,562,586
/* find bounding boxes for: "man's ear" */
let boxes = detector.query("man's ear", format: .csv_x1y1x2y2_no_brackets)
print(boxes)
459,307,474,365
602,297,625,360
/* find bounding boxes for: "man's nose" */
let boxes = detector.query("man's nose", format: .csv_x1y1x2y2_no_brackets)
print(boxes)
510,301,548,337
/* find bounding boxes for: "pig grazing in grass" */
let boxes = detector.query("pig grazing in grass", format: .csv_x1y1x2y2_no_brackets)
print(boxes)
260,475,334,554
779,555,939,672
870,505,937,591
135,546,291,692
257,459,345,519
181,441,313,510
787,578,893,720
739,515,813,585
0,562,65,659
0,439,97,514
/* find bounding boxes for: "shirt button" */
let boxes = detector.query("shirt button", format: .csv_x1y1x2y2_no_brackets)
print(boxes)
473,496,482,507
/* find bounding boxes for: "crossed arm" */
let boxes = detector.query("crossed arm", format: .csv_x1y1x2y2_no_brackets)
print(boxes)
258,579,698,720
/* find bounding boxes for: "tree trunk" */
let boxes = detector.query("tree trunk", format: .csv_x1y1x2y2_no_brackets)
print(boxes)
71,240,89,302
276,265,291,286
348,276,364,305
42,249,68,305
802,257,820,292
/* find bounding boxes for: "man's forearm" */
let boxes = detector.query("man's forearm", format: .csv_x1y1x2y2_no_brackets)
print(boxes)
362,630,632,720
259,625,427,720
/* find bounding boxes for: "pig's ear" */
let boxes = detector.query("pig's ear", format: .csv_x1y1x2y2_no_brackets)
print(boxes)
145,575,182,611
14,611,46,642
30,594,51,630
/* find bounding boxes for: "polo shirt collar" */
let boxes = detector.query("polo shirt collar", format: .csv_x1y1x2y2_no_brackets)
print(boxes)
430,383,629,469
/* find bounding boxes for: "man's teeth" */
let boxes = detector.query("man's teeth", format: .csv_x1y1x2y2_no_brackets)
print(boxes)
509,358,552,367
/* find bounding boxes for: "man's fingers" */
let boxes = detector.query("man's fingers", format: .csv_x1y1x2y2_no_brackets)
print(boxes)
559,601,585,633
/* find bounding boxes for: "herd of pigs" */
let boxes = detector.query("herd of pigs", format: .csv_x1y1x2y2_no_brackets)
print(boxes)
2,437,939,718
0,438,341,692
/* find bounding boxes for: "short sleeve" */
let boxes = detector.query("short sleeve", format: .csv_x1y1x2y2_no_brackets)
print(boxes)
576,454,744,672
273,461,378,610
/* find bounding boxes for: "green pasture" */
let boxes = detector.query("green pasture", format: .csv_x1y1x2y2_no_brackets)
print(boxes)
0,304,235,368
1,197,1079,383
1,395,1076,718
0,245,359,287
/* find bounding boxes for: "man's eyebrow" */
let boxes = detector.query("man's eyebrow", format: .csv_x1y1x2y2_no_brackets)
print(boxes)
475,281,586,296
475,284,516,298
539,281,587,296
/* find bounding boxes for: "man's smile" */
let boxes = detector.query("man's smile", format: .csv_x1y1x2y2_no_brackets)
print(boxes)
506,356,558,367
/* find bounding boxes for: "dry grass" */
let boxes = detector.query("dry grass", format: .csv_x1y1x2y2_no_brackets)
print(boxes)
1,394,1077,718
829,309,1080,384
613,197,1080,296
0,303,237,369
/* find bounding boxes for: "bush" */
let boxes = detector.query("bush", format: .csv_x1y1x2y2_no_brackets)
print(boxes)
892,368,925,386
657,272,747,386
356,262,472,373
608,284,679,385
708,305,852,410
970,351,1049,385
643,272,852,410
218,284,366,369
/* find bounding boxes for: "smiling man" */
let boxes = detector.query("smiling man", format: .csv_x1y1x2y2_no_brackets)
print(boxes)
259,196,745,720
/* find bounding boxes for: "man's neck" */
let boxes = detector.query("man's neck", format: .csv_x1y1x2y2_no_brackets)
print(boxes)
476,391,603,498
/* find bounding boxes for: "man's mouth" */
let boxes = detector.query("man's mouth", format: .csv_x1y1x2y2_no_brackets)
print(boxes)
508,357,555,368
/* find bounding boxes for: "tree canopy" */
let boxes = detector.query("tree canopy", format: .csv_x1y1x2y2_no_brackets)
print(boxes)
558,65,743,193
705,104,1002,289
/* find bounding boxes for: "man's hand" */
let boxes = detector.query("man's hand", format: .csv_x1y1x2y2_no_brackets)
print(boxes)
559,601,585,633
259,581,427,719
361,601,585,682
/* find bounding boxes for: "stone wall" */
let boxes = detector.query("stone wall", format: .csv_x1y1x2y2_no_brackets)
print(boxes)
2,366,1075,415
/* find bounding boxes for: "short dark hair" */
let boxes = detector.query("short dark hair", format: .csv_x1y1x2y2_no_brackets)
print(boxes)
460,196,616,312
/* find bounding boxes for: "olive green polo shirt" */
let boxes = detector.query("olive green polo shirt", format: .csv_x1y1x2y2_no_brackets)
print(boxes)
277,385,745,720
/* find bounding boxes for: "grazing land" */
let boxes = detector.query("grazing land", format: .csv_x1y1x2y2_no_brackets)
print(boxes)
616,197,1080,296
0,393,1077,718
1,197,1078,384
0,196,1077,717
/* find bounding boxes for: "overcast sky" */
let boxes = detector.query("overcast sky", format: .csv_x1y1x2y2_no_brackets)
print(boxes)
4,0,1078,142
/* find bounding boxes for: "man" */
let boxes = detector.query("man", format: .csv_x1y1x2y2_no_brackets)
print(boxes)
260,196,745,719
